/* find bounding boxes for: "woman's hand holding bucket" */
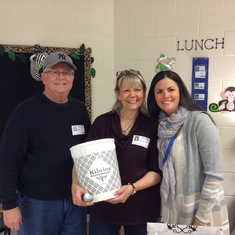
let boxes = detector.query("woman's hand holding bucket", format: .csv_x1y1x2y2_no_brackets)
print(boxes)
106,184,133,204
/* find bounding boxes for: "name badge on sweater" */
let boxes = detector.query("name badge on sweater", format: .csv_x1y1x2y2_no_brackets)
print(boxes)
71,125,85,135
132,135,150,148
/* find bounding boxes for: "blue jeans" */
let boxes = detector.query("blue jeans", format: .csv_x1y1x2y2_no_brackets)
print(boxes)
89,217,147,235
18,195,87,235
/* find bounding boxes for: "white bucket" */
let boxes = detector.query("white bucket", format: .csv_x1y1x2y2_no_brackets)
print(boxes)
70,138,121,203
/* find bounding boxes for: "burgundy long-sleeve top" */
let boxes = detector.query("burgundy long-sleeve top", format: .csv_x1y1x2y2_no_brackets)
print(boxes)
87,111,161,225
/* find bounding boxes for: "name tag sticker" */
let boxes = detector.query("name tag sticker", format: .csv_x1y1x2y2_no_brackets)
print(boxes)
71,125,85,135
132,135,150,148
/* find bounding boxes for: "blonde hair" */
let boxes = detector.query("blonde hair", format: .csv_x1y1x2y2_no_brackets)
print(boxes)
112,69,149,116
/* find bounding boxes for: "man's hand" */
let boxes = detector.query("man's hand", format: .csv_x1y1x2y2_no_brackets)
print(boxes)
3,207,22,231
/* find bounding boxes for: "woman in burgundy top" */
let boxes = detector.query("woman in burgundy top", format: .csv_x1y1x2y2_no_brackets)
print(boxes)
72,69,161,235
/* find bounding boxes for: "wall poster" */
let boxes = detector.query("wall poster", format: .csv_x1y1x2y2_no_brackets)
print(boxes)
191,57,209,111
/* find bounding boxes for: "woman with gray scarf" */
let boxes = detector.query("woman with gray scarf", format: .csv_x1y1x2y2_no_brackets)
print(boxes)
147,70,229,235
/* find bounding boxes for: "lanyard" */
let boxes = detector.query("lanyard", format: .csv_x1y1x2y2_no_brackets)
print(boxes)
162,127,182,166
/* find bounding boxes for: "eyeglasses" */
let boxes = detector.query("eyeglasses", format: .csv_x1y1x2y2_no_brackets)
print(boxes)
43,70,74,77
116,69,145,83
116,69,140,78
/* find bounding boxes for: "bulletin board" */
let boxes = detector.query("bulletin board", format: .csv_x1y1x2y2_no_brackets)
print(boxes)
191,57,209,111
0,44,92,141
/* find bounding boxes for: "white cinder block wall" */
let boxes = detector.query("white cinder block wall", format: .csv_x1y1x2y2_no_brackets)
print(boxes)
0,0,235,233
114,0,235,232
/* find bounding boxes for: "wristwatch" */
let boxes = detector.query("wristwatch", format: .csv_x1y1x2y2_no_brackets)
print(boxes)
128,182,137,195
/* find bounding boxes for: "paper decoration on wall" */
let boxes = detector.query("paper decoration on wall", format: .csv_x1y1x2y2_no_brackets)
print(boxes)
30,44,48,81
155,54,176,73
209,86,235,112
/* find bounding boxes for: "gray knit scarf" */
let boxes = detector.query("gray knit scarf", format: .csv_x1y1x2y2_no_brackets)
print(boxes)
157,106,190,209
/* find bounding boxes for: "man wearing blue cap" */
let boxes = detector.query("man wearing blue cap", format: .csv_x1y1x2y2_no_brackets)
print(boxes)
0,52,90,235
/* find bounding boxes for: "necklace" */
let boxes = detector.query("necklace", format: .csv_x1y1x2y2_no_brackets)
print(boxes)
121,120,135,135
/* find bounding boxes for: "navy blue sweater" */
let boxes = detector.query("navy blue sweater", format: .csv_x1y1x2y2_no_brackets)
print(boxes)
0,93,90,210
